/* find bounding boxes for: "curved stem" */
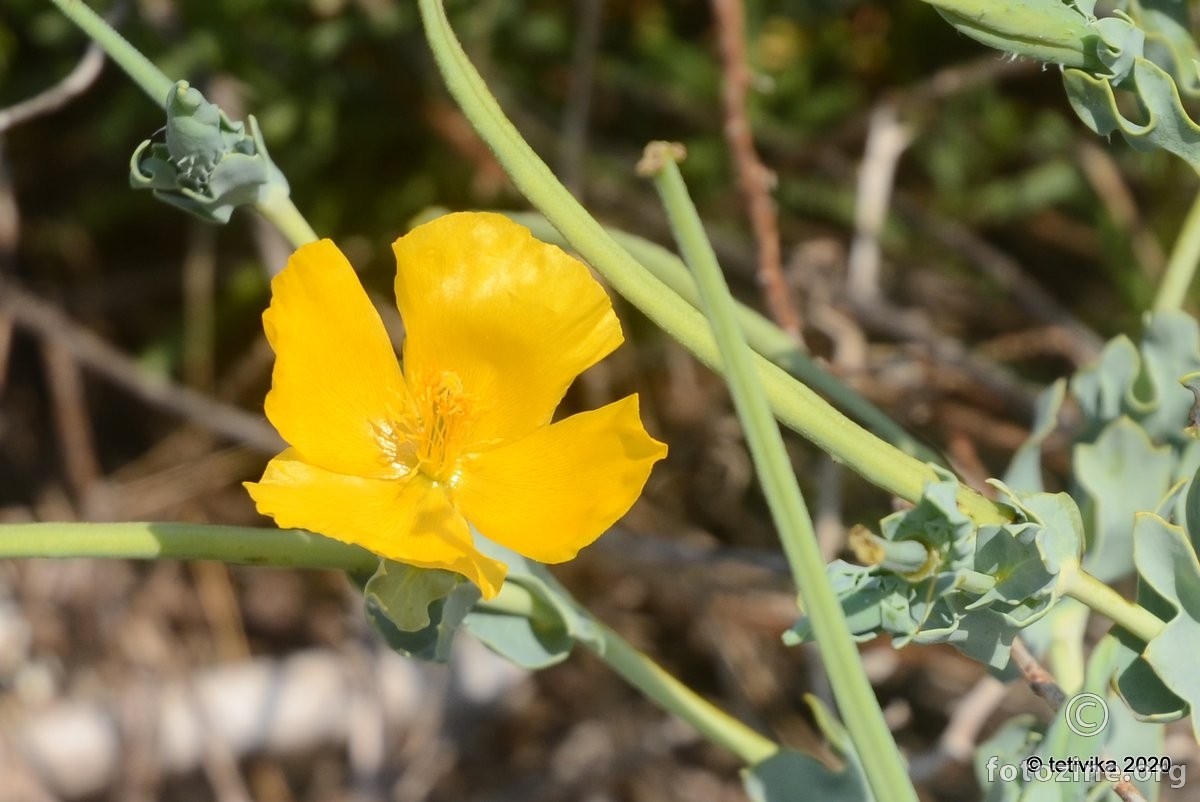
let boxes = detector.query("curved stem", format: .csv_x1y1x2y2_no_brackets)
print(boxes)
586,618,779,765
509,212,942,464
256,185,319,250
645,148,916,802
1153,187,1200,313
477,585,778,765
0,522,377,572
51,1,321,251
416,0,1006,526
48,0,174,107
1064,567,1165,644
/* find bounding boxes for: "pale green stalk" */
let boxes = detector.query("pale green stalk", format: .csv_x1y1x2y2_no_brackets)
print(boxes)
508,212,941,464
48,0,174,105
0,522,378,572
1153,188,1200,312
5,522,776,763
646,150,916,800
416,0,1005,526
49,1,319,250
585,618,778,764
1064,567,1165,644
479,582,778,764
258,183,320,249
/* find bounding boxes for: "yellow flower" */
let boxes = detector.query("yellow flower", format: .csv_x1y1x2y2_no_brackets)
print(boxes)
245,212,667,599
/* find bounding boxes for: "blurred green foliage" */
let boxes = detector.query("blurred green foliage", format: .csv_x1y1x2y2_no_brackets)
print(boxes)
5,0,1200,491
3,0,1193,314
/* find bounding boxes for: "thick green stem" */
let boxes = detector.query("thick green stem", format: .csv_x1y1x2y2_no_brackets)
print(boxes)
1064,566,1165,644
509,212,942,465
645,148,916,802
1153,188,1200,313
416,0,1006,526
587,619,778,764
0,522,377,572
48,0,174,106
257,184,319,249
51,1,320,251
477,583,779,765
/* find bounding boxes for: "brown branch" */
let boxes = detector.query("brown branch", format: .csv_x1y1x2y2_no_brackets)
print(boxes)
1009,637,1067,710
0,43,106,134
0,280,282,454
1077,140,1167,282
41,339,103,506
710,0,803,343
1009,638,1146,802
847,104,911,305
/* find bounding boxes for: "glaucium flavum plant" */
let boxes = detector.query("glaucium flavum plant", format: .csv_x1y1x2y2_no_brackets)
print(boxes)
245,212,668,598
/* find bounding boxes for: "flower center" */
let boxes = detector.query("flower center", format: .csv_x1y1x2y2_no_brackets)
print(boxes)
384,369,475,486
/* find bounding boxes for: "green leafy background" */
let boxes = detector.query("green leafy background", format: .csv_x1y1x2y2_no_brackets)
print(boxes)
5,0,1200,799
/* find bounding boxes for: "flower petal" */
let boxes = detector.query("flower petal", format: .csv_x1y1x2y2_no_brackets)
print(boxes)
453,395,667,563
245,451,506,598
263,240,409,479
392,212,623,447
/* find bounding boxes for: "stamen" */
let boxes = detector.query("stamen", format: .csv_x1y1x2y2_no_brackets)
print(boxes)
375,370,476,484
416,371,476,483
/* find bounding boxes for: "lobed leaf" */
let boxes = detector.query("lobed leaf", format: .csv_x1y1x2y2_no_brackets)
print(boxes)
1074,418,1174,582
787,471,1083,671
976,636,1168,801
1121,513,1200,739
463,537,602,670
1071,312,1200,444
363,563,481,664
1065,57,1200,174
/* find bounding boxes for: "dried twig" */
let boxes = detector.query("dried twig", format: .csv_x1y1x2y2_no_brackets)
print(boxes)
814,145,1103,364
1009,637,1067,710
1077,140,1167,282
0,43,106,133
853,298,1040,419
1009,638,1146,802
0,280,282,453
182,224,218,393
909,674,1008,782
848,104,912,305
890,192,1104,363
40,340,103,507
710,0,803,342
0,140,18,399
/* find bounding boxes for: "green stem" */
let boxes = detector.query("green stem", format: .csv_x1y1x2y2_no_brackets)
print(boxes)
508,212,942,465
1064,567,1165,644
0,522,377,572
645,148,915,802
256,184,319,249
416,0,1005,526
48,0,174,106
479,581,543,618
51,1,320,250
587,618,779,765
477,584,778,765
1153,188,1200,313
